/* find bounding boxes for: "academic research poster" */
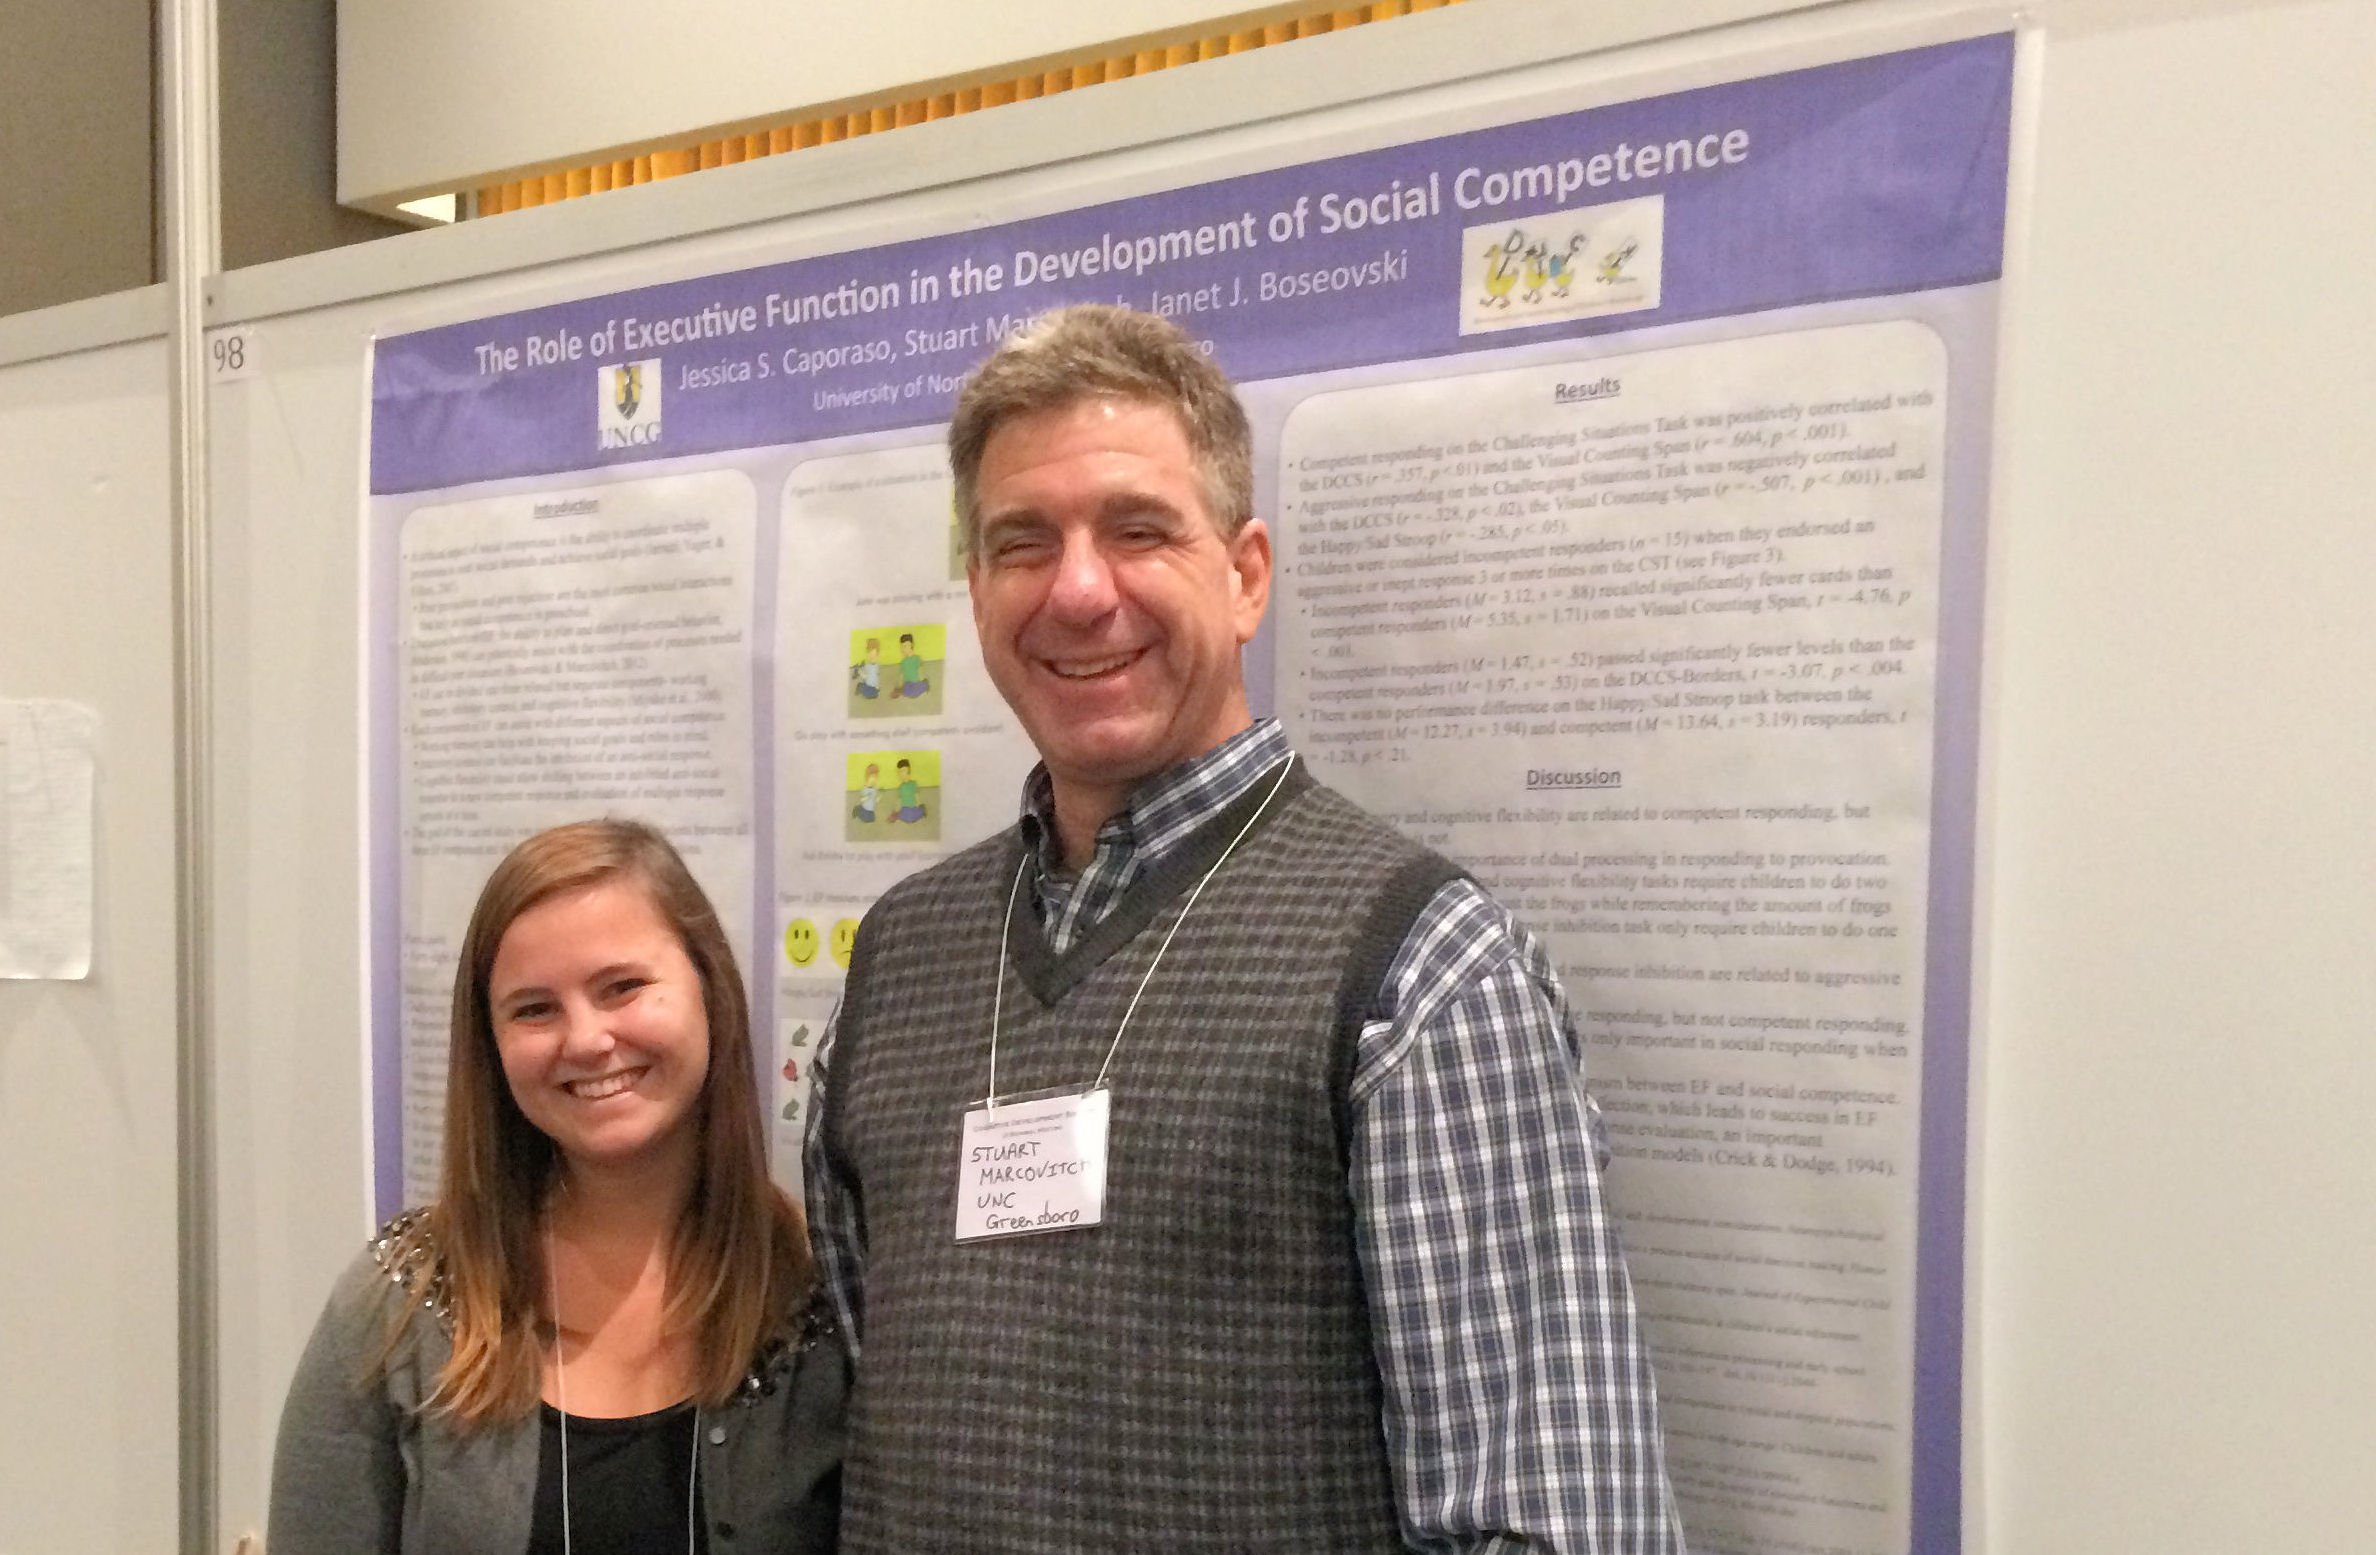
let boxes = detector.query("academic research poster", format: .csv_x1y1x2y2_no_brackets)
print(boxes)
367,35,2013,1553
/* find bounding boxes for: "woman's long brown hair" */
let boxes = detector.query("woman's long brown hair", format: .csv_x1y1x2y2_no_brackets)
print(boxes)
390,819,809,1424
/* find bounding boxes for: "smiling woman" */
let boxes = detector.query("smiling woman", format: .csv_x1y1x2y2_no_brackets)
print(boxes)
268,820,845,1555
487,876,714,1176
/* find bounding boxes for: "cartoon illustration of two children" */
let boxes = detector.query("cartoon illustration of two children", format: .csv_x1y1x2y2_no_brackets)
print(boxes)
851,757,927,825
844,625,943,841
851,633,930,701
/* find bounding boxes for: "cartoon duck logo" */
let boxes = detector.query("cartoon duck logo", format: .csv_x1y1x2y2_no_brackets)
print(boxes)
1543,234,1585,298
1520,241,1551,304
1458,195,1660,337
1479,227,1527,309
1598,238,1640,286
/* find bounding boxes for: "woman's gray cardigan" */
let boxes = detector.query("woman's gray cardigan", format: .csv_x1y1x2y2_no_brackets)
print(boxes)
268,1220,845,1554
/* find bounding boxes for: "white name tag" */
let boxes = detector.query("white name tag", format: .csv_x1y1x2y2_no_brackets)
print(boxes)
954,1087,1110,1242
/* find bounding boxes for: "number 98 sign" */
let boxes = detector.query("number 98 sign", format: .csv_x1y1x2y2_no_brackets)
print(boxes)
206,328,258,382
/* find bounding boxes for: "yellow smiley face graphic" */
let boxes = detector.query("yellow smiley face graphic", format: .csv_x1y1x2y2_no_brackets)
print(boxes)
783,918,819,967
830,918,860,969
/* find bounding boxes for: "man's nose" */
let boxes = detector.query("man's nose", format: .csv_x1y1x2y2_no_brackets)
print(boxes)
1045,529,1120,623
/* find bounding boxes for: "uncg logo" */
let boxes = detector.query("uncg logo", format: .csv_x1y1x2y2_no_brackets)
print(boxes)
597,358,664,450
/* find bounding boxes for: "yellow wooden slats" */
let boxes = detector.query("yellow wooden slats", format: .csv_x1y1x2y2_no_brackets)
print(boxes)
465,3,1458,216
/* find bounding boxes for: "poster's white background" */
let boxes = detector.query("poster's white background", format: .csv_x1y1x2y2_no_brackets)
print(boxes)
1,2,2370,1552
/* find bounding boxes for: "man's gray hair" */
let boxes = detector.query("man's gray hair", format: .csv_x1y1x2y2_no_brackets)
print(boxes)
947,304,1254,554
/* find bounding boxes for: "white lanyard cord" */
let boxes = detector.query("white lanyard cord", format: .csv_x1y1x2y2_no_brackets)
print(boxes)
988,755,1296,1106
987,851,1032,1108
546,1226,700,1555
548,1228,575,1555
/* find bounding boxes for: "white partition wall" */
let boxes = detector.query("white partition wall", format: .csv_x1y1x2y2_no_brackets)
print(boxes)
1977,2,2376,1546
0,305,181,1555
0,0,2368,1550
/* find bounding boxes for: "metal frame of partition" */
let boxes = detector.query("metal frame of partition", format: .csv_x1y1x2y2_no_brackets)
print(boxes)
161,0,221,1546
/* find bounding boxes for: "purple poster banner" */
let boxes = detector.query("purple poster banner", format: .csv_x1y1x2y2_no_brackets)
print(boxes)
371,36,2011,493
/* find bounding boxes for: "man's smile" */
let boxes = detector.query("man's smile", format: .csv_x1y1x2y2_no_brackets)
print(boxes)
1044,648,1148,681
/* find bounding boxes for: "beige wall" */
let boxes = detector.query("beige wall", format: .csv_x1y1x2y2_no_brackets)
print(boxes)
0,0,154,314
221,0,408,269
0,0,405,318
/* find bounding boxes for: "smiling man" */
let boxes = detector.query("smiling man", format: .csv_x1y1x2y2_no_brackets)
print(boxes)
806,305,1683,1553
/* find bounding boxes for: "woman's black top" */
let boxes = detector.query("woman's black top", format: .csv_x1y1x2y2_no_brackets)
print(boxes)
526,1399,710,1555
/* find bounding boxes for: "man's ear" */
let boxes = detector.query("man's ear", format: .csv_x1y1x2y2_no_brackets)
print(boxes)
1229,518,1272,645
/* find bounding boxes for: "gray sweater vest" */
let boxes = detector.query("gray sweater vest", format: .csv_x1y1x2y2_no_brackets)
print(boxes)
824,766,1460,1552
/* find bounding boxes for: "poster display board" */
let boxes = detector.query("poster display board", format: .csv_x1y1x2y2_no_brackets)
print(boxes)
367,34,2012,1554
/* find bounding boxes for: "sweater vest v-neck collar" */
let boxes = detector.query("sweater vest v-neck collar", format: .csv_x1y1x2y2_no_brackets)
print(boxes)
1006,759,1316,1007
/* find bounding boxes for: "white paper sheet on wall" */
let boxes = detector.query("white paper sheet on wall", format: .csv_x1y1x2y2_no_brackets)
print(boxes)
0,698,99,980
